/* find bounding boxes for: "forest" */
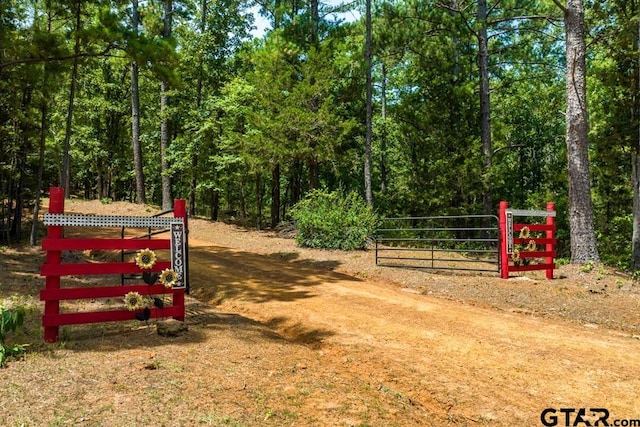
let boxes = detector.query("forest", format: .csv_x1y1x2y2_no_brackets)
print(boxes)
1,0,639,269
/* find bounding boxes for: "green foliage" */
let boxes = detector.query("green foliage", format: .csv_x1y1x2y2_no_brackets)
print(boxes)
0,0,637,268
586,1,636,269
0,304,27,367
291,189,378,250
596,214,632,269
580,260,595,273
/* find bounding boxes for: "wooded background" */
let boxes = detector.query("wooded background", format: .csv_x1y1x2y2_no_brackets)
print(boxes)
1,0,638,268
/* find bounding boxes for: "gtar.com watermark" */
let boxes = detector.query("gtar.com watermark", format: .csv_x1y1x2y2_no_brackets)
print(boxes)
541,408,640,426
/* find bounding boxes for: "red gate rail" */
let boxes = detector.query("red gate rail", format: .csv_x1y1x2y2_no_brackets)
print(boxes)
40,187,187,343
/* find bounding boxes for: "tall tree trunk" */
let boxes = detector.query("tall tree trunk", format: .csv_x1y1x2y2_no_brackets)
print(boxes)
306,0,321,193
160,0,174,210
271,163,280,227
267,2,281,226
5,155,15,245
478,0,492,216
189,0,208,216
83,176,91,199
210,188,219,221
380,62,387,195
310,0,319,45
309,157,318,190
632,5,640,270
364,0,373,206
189,154,197,215
291,161,302,204
31,100,47,246
274,0,281,28
240,174,247,216
256,173,264,230
31,11,52,246
12,87,31,242
12,149,25,242
563,0,600,263
632,151,640,269
282,183,289,219
61,0,82,197
131,0,146,204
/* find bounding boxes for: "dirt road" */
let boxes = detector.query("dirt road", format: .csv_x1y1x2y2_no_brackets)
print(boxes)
7,199,638,426
187,236,640,426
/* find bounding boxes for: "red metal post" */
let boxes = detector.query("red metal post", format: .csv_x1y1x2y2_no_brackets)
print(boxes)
546,202,555,279
499,201,509,279
44,187,65,343
173,199,186,321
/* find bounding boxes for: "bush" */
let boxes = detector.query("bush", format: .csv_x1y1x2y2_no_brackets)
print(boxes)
291,189,378,250
0,304,27,367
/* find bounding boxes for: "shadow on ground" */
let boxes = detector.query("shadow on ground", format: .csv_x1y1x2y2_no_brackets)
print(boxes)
188,245,360,305
3,238,350,357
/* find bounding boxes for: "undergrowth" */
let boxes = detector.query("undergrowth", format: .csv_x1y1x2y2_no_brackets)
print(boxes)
291,189,378,251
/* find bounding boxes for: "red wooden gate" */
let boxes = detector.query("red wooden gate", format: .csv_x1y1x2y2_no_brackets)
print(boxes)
499,201,556,279
40,187,187,343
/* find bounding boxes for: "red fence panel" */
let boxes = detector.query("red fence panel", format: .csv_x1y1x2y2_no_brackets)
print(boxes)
40,187,187,343
499,201,556,280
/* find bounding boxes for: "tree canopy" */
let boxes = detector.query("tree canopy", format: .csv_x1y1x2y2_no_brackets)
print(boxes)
1,0,638,268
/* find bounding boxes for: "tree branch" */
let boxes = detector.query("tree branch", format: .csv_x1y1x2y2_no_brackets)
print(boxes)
435,2,476,36
488,14,563,26
487,0,502,17
550,0,567,14
492,144,525,156
0,46,119,70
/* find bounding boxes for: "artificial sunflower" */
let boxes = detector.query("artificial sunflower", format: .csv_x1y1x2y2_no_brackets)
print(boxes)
519,226,530,240
135,248,157,270
526,239,537,252
511,248,521,262
124,291,145,311
159,268,178,288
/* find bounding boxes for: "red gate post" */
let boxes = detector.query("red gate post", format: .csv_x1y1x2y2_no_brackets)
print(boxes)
173,199,186,321
499,201,509,279
546,202,555,279
44,187,65,343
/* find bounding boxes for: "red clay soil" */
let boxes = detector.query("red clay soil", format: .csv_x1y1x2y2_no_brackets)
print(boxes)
1,198,640,426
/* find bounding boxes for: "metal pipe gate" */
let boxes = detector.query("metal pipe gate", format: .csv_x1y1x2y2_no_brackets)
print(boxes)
374,214,500,273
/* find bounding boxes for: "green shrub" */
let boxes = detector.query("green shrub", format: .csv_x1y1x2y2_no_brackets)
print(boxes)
0,304,27,367
291,189,378,250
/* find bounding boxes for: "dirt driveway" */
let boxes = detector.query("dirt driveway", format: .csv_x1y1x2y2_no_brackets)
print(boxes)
2,199,640,426
186,235,640,426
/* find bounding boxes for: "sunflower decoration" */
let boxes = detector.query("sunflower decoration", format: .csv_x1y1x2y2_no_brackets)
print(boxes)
159,268,178,289
519,226,530,240
526,239,537,252
511,248,521,265
124,291,145,311
135,248,157,270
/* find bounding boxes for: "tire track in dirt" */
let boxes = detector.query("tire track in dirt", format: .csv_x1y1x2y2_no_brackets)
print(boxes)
188,237,640,425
